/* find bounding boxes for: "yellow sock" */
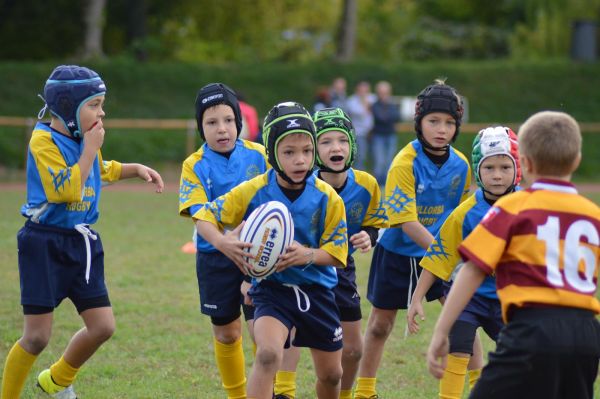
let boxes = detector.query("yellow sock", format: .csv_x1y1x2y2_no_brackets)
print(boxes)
340,389,353,399
214,337,246,399
274,370,296,398
439,354,469,399
1,342,37,399
50,356,79,387
468,368,481,390
354,377,377,399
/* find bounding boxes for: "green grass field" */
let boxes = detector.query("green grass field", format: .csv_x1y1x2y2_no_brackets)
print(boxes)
1,187,599,398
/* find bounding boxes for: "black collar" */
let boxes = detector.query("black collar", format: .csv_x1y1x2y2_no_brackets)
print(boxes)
423,148,449,168
278,182,306,202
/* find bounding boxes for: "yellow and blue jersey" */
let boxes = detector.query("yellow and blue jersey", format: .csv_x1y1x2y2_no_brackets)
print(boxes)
328,168,389,255
378,139,470,257
179,139,269,252
21,122,122,228
196,169,348,288
421,189,497,299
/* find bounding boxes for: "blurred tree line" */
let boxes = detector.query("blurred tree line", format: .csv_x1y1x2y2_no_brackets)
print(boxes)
0,0,598,62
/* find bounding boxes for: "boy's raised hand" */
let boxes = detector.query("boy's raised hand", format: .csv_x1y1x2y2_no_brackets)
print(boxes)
215,222,253,275
84,120,105,151
350,230,372,253
407,300,426,334
275,241,313,272
135,164,164,193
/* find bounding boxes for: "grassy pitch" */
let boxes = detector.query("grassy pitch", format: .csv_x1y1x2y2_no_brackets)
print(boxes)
0,187,599,398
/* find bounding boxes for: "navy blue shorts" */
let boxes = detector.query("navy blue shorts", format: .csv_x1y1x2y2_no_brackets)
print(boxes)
366,245,443,309
250,280,343,352
448,294,503,354
458,294,502,336
242,304,255,321
443,285,503,353
333,256,362,322
196,251,246,319
17,221,109,310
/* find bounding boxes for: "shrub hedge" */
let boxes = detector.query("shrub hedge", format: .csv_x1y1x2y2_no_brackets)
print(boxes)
1,60,599,179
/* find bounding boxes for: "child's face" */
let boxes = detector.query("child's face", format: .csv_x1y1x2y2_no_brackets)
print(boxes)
420,112,456,148
79,95,105,133
276,133,314,185
202,104,237,153
479,155,515,196
317,130,349,172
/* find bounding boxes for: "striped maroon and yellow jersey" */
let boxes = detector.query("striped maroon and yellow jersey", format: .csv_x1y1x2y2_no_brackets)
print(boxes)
459,179,600,322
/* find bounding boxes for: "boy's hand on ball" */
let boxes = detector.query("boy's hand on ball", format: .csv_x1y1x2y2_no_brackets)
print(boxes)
275,241,312,272
216,222,253,274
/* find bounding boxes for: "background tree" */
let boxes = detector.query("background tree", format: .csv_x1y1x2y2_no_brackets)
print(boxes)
336,0,357,62
82,0,107,60
510,0,600,60
127,0,148,61
159,0,339,63
0,0,84,60
0,0,597,62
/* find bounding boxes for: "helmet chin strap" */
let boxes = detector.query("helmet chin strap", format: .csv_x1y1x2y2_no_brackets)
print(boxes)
417,132,450,153
482,184,516,199
277,167,312,186
318,163,349,174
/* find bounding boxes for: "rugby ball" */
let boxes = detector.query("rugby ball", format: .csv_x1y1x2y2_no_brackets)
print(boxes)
240,201,294,279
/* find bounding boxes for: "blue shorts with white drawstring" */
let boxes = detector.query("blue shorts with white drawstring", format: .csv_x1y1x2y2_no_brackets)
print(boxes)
17,221,108,310
249,279,343,352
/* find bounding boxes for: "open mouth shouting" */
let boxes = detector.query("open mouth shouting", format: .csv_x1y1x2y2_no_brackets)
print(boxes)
329,155,345,168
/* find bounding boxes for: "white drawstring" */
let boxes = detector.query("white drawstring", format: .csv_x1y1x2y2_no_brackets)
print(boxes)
37,94,48,119
74,224,98,284
284,284,311,312
404,257,418,339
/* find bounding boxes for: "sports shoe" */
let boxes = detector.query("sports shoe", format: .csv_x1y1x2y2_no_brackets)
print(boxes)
37,369,78,398
52,385,77,399
273,395,292,399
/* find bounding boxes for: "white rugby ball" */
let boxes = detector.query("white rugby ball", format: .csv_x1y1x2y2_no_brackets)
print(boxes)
240,201,294,279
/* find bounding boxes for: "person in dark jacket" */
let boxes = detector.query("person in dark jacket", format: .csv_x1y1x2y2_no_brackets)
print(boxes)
371,81,401,185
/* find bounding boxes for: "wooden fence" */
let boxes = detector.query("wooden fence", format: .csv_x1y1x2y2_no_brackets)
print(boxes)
3,116,600,158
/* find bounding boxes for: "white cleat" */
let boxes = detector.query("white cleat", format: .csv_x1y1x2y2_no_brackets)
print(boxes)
53,385,77,399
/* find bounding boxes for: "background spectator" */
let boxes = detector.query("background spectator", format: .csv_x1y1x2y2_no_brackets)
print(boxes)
346,80,375,170
330,76,348,111
372,80,401,184
313,86,332,113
